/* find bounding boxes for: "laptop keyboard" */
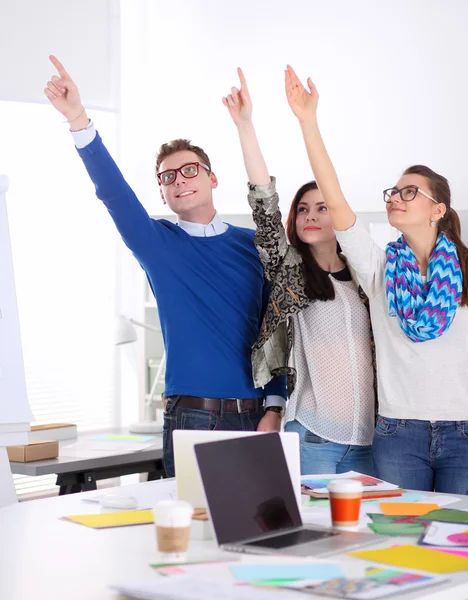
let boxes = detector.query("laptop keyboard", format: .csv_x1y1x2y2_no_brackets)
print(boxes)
244,528,336,549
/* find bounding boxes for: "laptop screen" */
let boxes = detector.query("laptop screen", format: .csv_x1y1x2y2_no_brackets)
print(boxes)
194,433,302,545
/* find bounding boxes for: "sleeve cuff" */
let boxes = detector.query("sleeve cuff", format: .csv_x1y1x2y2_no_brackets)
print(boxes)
264,395,286,410
71,121,97,149
247,176,277,199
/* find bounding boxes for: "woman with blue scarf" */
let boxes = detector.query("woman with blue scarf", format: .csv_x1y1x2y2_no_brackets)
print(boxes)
285,65,468,494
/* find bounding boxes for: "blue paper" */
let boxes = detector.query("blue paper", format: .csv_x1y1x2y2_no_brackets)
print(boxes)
230,563,343,582
381,493,427,503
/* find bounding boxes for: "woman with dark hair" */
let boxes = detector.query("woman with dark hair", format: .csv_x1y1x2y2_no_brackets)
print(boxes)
285,65,468,493
223,70,376,475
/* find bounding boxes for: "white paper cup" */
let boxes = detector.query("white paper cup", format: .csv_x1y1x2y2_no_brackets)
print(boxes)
153,500,194,563
328,479,363,530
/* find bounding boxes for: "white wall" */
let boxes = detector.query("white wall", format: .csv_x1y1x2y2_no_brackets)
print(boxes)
0,0,120,109
119,0,468,218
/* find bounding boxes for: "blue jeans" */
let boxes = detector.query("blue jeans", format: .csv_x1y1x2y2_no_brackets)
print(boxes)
373,416,468,494
285,420,374,476
163,397,264,478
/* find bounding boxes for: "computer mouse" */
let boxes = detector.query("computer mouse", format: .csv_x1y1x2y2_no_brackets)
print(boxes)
99,494,139,510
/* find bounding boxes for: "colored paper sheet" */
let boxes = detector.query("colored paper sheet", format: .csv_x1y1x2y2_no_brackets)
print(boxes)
375,493,425,503
229,563,343,582
420,521,468,548
417,508,468,524
306,497,400,508
290,568,447,599
379,502,439,516
251,579,299,587
434,547,468,558
63,509,154,528
416,495,461,507
306,498,331,507
367,514,431,526
154,560,233,574
350,544,468,573
368,522,426,536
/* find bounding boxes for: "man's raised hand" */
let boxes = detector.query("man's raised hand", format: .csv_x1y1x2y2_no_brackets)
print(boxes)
44,55,84,123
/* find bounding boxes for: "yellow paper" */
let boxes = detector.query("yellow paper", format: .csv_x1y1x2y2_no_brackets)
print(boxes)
63,509,154,529
350,544,468,574
379,502,440,516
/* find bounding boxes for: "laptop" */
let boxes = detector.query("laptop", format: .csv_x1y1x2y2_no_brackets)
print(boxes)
173,430,301,509
194,433,379,557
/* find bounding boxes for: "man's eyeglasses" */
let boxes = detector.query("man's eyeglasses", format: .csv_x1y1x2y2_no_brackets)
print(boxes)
383,185,438,204
156,162,210,186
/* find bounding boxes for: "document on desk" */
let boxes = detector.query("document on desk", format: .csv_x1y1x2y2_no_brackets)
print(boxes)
420,521,468,548
82,478,177,508
350,544,468,573
111,575,301,600
286,568,448,599
301,471,399,496
153,555,365,582
63,509,154,528
59,439,157,458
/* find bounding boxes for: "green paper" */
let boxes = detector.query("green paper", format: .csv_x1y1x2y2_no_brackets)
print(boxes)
368,513,399,523
368,522,426,536
250,578,299,586
306,498,330,507
150,558,229,569
418,509,468,524
307,497,380,508
367,514,421,524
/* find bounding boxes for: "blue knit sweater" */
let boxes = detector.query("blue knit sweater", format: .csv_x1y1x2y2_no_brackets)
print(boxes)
77,132,286,399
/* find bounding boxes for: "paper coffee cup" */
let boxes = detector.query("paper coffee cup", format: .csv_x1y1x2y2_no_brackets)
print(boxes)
153,500,194,560
328,479,362,529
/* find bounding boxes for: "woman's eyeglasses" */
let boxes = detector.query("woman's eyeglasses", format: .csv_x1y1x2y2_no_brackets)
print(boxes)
383,185,438,204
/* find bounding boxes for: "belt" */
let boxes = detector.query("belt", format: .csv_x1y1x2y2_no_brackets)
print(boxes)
175,395,263,413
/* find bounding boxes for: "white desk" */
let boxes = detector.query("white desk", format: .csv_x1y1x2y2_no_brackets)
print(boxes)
1,480,468,600
9,428,164,494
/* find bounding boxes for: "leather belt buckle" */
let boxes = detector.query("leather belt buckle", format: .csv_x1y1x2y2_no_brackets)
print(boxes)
236,399,242,414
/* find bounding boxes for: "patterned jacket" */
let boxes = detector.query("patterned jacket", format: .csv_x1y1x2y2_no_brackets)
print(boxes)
248,178,377,403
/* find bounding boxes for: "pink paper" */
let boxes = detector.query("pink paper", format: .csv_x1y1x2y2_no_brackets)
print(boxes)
433,548,468,558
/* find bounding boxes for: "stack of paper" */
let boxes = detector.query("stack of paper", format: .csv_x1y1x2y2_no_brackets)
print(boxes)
286,567,448,599
59,438,157,459
301,471,401,498
367,514,428,536
112,575,301,600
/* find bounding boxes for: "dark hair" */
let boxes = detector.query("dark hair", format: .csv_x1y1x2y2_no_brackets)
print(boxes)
404,165,468,307
155,138,211,173
285,181,339,301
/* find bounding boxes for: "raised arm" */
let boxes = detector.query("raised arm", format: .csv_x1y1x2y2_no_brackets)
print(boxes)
222,68,270,186
44,55,90,130
223,70,287,429
44,56,164,264
223,69,288,282
285,65,356,231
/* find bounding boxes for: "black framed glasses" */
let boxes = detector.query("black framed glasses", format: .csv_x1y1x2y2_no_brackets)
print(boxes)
156,162,210,186
383,185,438,204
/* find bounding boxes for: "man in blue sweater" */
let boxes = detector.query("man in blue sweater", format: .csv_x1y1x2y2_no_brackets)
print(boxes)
44,56,286,476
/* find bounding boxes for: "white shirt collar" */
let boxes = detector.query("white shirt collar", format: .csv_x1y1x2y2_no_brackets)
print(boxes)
177,212,228,237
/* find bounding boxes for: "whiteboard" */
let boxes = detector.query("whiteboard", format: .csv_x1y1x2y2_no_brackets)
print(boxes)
0,176,33,426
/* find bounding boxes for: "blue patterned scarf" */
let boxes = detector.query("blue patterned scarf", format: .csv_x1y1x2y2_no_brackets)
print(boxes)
385,233,462,342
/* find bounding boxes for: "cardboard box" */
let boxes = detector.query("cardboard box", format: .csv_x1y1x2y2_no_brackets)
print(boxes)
7,439,59,462
29,423,77,441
